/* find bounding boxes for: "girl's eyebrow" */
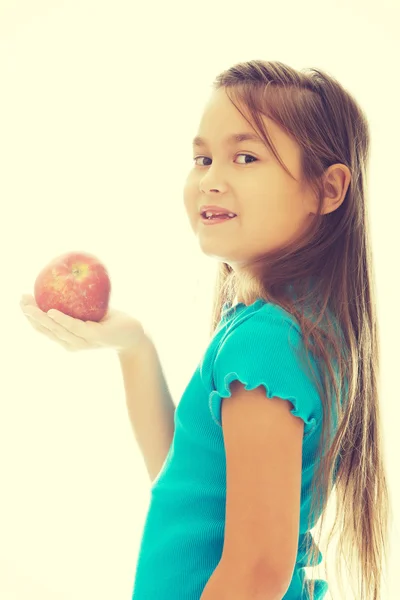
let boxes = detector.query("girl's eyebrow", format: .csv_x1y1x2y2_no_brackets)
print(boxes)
192,132,265,148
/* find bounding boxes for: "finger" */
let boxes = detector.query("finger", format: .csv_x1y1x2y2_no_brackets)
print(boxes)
22,305,87,342
23,314,82,351
22,310,93,351
20,294,37,308
47,309,97,340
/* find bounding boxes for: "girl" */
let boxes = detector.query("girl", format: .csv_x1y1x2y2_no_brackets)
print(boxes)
20,60,392,600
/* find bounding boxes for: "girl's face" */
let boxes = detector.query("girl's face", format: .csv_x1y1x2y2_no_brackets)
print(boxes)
183,87,316,271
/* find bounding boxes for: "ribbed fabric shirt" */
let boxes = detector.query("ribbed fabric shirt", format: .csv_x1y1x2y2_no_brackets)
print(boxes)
131,298,341,599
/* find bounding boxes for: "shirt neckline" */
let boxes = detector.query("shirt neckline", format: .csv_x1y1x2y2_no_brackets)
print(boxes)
221,298,266,321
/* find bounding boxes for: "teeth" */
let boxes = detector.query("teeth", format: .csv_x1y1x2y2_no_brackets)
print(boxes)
204,211,236,218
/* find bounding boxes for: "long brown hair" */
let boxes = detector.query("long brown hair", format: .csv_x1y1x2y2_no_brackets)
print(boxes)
207,60,393,599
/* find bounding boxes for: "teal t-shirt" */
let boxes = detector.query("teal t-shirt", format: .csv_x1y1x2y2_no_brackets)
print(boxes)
131,298,340,599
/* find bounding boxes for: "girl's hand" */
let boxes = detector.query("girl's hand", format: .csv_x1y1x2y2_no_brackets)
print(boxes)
19,294,146,355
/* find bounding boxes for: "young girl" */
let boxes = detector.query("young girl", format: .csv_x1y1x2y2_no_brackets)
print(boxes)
20,60,392,600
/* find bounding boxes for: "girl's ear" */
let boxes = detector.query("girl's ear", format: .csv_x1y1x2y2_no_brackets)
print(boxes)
320,164,352,215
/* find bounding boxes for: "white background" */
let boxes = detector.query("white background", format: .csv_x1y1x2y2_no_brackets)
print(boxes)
1,1,399,598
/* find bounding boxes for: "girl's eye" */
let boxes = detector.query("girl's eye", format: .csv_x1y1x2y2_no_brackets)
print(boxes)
192,154,258,167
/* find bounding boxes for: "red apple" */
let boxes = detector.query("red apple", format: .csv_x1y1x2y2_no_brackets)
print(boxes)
34,251,111,322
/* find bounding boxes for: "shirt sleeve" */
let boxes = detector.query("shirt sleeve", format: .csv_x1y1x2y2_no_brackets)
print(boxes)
209,307,322,436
